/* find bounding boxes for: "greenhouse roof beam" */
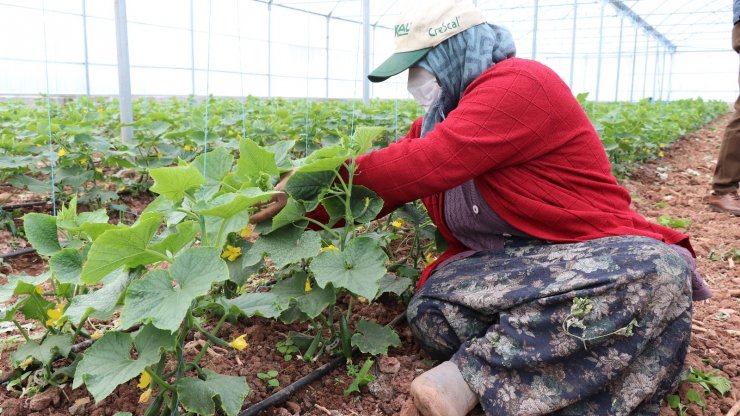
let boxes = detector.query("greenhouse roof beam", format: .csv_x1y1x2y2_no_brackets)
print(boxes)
252,0,393,30
606,0,676,52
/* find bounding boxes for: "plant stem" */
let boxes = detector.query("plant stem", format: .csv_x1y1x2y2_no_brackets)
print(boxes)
302,217,341,240
146,368,176,392
193,319,231,349
189,313,229,368
144,249,173,263
12,320,30,342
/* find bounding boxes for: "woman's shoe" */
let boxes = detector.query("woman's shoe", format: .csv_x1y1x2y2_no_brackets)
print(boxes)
409,361,479,416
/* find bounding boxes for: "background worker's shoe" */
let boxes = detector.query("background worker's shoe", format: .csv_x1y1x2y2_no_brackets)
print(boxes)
707,192,740,216
409,361,478,416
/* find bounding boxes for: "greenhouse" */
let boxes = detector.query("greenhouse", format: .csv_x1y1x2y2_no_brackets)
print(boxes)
0,1,738,415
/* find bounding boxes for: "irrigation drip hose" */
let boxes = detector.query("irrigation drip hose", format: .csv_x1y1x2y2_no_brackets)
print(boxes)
0,200,50,211
0,247,37,259
239,311,407,416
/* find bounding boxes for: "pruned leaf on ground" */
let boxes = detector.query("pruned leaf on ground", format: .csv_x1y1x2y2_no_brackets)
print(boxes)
149,164,206,201
11,334,72,368
311,237,388,300
64,269,133,323
73,324,176,403
120,247,229,332
344,358,376,396
80,217,162,284
177,369,250,416
350,320,401,356
23,213,61,256
243,226,320,269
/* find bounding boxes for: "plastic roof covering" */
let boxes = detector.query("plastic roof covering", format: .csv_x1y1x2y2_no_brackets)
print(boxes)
267,0,731,53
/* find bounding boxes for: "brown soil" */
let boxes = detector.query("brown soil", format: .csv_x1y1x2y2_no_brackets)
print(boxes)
1,115,738,416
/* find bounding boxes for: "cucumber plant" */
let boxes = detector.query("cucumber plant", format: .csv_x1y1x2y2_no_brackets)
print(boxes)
1,126,410,414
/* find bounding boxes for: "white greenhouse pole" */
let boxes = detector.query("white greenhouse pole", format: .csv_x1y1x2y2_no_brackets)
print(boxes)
326,16,330,98
268,1,273,97
190,0,195,96
569,0,578,89
114,0,133,143
614,16,624,101
667,50,675,101
652,43,660,101
595,1,605,101
81,0,91,97
660,48,667,101
642,37,649,99
630,26,638,102
362,0,370,104
532,0,539,60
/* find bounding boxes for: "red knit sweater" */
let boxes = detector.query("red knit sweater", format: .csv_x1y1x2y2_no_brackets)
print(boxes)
320,58,693,288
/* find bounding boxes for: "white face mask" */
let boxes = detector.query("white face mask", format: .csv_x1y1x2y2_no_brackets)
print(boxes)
407,67,441,113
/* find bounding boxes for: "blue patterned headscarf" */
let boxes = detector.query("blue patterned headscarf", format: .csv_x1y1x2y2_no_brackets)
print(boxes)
415,23,516,137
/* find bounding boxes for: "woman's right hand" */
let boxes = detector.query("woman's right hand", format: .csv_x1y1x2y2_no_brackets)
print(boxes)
249,170,294,224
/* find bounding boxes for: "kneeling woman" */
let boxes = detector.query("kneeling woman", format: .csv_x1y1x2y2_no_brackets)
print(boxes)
253,1,712,414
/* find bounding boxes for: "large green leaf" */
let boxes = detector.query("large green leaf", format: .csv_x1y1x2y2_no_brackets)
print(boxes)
236,138,278,181
323,186,383,225
270,198,306,230
310,237,388,300
243,226,320,269
120,247,228,332
23,213,61,256
351,126,385,155
350,320,401,356
197,188,277,219
149,221,199,256
222,273,334,320
284,170,336,211
0,273,50,303
149,165,206,201
177,369,249,416
11,334,72,367
203,211,249,248
293,146,348,173
194,147,234,181
226,240,262,286
64,269,133,323
80,217,162,284
377,274,413,298
19,292,55,323
73,325,176,403
49,249,84,285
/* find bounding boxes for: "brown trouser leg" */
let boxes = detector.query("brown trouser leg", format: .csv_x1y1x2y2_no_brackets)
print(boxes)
713,23,740,194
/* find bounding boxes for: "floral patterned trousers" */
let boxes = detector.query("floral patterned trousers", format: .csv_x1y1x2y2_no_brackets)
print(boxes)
407,236,693,415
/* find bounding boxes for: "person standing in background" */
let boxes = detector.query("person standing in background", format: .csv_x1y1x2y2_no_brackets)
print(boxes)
707,0,740,215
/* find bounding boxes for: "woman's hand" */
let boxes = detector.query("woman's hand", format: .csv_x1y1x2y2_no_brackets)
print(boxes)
249,170,295,224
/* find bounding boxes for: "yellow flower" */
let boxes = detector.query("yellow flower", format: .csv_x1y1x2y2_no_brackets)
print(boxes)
91,330,103,340
391,219,405,228
239,225,252,238
658,151,665,158
425,253,437,266
659,143,665,149
95,167,103,173
57,148,66,157
79,158,88,165
138,388,152,404
357,296,368,303
18,357,33,369
321,245,338,252
183,145,193,151
137,371,152,390
118,186,127,192
221,245,242,262
35,285,43,295
45,303,65,328
228,334,249,351
304,278,312,293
